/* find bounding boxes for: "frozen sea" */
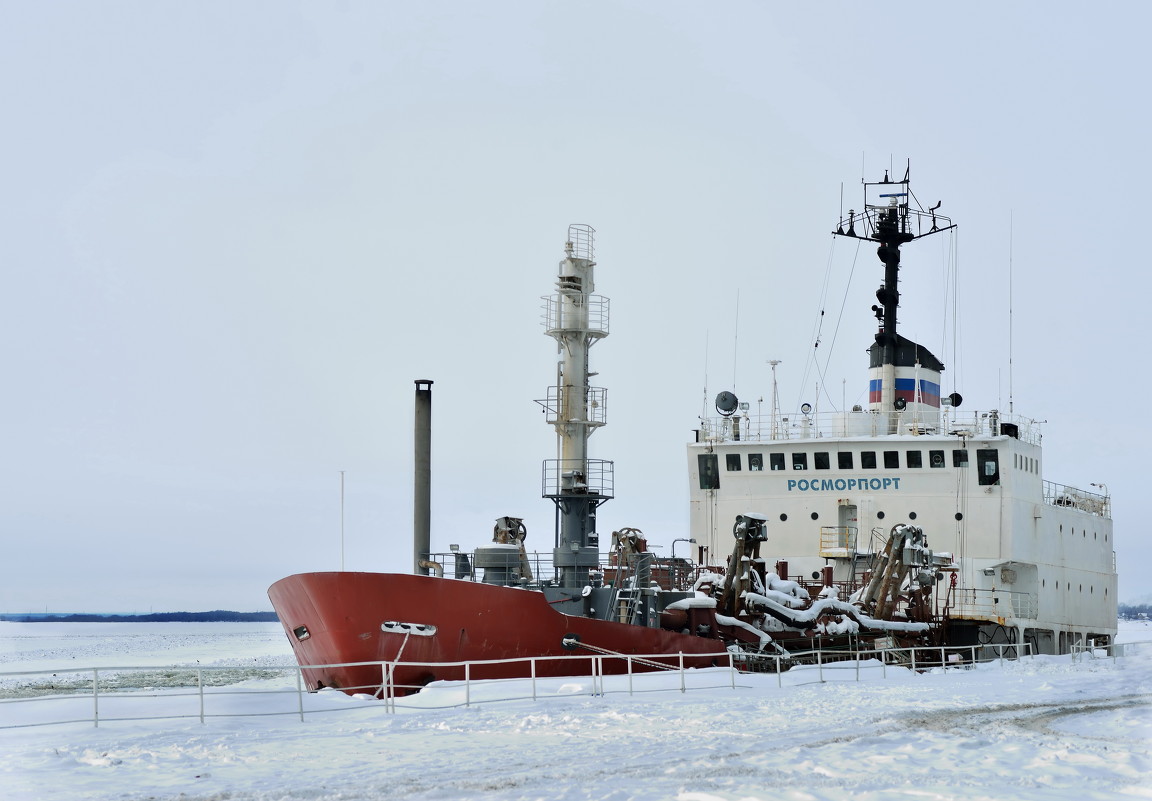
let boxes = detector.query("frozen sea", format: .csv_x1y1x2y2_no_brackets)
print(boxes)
1,620,1150,801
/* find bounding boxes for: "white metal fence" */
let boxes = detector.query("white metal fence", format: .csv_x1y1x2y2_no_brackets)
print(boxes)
2,641,1147,730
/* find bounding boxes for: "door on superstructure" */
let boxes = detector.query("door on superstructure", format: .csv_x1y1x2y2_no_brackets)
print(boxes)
838,503,859,550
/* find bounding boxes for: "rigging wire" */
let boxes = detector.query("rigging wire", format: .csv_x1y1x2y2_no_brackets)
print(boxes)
732,290,740,394
700,330,709,420
951,230,962,396
800,235,864,414
1009,212,1014,415
796,237,839,413
939,225,950,372
815,237,863,411
938,227,962,397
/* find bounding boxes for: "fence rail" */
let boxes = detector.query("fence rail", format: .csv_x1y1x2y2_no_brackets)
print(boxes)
3,641,1148,730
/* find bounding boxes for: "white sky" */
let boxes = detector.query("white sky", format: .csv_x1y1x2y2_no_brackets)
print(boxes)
2,2,1150,612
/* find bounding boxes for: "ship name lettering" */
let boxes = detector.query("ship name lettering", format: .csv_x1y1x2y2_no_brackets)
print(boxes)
786,477,901,492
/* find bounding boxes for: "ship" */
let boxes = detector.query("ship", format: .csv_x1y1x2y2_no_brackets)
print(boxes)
269,169,1117,697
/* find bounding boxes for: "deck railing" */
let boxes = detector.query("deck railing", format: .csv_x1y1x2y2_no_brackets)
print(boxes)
5,640,1146,730
950,587,1038,620
1043,480,1110,517
697,408,1042,445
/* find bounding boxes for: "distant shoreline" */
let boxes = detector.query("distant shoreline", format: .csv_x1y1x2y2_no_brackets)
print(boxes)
0,611,279,623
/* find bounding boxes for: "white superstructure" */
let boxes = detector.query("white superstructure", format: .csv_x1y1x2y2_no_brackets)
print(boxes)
686,171,1117,654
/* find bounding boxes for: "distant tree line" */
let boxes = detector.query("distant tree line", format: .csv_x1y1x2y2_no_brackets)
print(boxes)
0,610,279,623
1118,604,1151,620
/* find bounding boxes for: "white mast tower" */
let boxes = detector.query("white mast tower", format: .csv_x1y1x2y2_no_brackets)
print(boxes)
539,225,613,588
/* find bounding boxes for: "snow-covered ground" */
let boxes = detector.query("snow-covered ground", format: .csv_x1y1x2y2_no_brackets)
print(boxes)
1,621,1150,801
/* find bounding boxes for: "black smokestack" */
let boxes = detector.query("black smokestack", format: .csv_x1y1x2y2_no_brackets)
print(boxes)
413,379,433,574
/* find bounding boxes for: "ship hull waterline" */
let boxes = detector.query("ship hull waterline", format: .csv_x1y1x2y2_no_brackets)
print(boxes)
269,572,734,696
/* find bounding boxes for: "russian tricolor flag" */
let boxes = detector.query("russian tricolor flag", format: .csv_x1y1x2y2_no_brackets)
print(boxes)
869,378,941,407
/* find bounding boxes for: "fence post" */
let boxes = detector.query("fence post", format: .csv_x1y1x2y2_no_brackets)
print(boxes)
817,648,824,683
465,662,471,708
381,662,398,712
776,655,783,688
198,669,205,724
92,669,100,728
855,648,860,682
911,647,917,673
729,651,736,690
678,652,685,693
296,668,305,722
531,658,537,702
627,655,633,697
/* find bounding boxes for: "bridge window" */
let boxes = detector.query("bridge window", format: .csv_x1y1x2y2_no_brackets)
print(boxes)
977,449,1000,486
698,454,719,489
814,452,830,470
861,451,877,469
953,449,969,468
906,450,923,468
725,454,741,472
749,453,763,471
792,453,808,470
884,451,900,469
769,453,785,471
929,450,945,468
838,452,854,469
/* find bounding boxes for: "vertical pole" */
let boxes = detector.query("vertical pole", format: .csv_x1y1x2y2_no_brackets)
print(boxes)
627,656,633,696
92,669,100,728
413,380,433,574
531,658,537,702
198,669,205,724
339,470,346,571
464,662,471,708
296,668,305,722
388,664,396,714
679,652,685,693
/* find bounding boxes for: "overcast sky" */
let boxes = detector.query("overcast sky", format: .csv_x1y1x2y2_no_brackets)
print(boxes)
2,2,1149,612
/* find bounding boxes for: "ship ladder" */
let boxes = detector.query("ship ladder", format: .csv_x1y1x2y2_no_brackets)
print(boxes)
614,587,639,624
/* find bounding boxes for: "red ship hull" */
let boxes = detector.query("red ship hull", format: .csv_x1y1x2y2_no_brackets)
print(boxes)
269,572,730,696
